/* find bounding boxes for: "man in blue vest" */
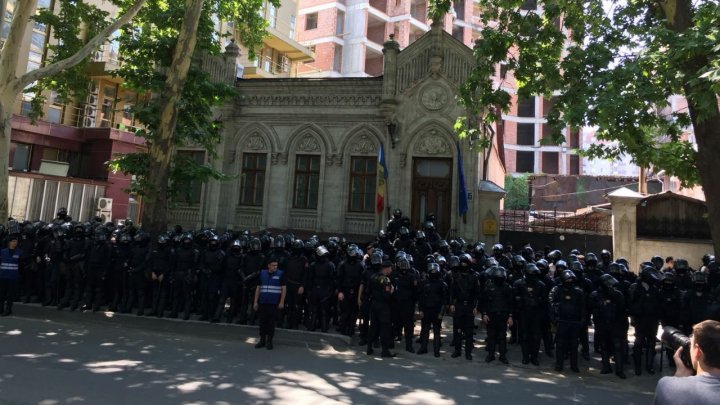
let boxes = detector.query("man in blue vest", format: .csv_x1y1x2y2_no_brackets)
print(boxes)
0,234,22,316
253,257,286,350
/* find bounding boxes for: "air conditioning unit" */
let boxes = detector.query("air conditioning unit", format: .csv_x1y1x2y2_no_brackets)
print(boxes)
95,210,112,224
87,94,98,105
83,117,95,127
97,197,113,211
84,105,96,117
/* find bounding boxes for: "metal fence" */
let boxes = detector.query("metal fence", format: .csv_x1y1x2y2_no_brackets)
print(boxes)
500,209,613,235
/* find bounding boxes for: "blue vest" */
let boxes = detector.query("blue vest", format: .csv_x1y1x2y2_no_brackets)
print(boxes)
258,269,283,304
0,248,22,280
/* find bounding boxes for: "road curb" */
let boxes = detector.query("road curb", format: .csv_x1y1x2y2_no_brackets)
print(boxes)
11,303,352,349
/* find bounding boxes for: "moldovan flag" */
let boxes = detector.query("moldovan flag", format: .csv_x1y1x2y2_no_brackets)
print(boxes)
376,143,389,214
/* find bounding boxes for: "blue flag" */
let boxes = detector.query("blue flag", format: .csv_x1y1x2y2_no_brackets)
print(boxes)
376,143,389,214
457,141,468,216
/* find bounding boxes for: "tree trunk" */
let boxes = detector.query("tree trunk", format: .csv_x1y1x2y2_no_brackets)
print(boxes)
661,0,720,256
140,0,205,237
0,101,11,222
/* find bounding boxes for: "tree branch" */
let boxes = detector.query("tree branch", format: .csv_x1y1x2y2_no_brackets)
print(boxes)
17,0,147,89
0,0,36,88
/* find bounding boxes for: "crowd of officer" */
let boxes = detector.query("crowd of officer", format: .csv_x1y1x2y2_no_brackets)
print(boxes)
2,208,720,379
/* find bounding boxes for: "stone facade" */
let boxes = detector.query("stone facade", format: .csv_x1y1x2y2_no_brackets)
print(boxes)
178,26,506,242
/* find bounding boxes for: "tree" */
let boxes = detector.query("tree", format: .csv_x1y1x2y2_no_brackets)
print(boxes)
0,0,147,223
430,0,720,255
108,0,275,236
504,174,530,210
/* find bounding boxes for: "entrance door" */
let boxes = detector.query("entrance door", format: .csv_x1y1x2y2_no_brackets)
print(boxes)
412,158,452,237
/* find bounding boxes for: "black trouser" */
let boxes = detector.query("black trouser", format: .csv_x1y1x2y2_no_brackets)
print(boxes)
0,278,19,314
19,261,36,302
579,317,590,355
597,323,625,372
419,306,442,354
171,273,194,319
198,273,220,321
238,283,257,324
215,278,240,322
125,270,147,314
60,261,84,309
520,308,544,361
393,299,416,348
151,276,169,317
453,302,475,355
556,321,580,369
358,300,371,342
633,319,658,373
284,282,304,329
486,311,510,357
108,268,125,311
541,312,554,355
83,266,106,310
339,289,359,336
368,302,392,353
258,303,279,340
307,286,331,332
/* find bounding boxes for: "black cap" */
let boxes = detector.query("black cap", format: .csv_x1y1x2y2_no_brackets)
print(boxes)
267,257,279,265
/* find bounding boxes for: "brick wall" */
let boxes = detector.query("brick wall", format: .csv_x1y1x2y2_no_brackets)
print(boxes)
297,9,337,41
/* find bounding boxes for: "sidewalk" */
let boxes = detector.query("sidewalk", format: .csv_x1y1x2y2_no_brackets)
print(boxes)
10,303,352,349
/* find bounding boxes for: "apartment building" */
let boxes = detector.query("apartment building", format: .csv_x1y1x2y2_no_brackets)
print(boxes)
4,0,145,222
216,0,314,78
295,0,581,176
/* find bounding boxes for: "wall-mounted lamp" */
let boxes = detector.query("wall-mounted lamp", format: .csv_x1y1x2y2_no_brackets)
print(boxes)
387,121,398,149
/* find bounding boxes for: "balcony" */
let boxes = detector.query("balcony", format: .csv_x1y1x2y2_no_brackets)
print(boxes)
265,26,314,62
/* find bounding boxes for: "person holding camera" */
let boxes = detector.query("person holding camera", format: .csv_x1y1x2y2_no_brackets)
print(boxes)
653,320,720,404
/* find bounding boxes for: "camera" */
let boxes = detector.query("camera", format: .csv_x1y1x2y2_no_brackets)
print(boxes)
661,326,693,369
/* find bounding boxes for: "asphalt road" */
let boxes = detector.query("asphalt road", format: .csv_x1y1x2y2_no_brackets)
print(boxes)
0,310,661,404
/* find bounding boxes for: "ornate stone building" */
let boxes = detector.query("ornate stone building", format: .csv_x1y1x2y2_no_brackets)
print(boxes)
172,24,506,243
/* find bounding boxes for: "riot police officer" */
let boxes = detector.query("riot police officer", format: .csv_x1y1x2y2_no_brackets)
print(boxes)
417,262,447,357
283,239,308,329
149,234,175,318
514,263,548,365
171,233,198,320
550,270,586,372
336,246,365,336
482,266,513,364
125,232,150,315
628,265,661,375
306,245,336,332
366,260,396,357
83,228,110,312
591,274,627,379
450,255,481,360
392,254,419,353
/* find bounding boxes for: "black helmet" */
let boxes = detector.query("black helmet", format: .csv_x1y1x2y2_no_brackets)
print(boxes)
674,258,689,273
371,251,383,266
95,229,108,242
316,245,329,257
208,235,220,249
56,207,68,218
399,226,410,237
449,239,461,251
428,262,441,278
570,260,584,275
393,208,402,219
473,243,486,257
249,238,261,252
460,253,473,266
448,255,461,268
521,246,534,261
377,229,387,240
600,249,612,261
555,260,568,271
397,256,411,270
157,234,169,245
547,250,562,263
292,239,304,250
584,252,598,266
651,255,664,270
490,266,507,281
347,247,361,260
525,263,541,277
134,231,150,244
415,230,426,241
600,274,618,289
423,221,435,231
607,262,621,277
661,271,676,285
274,237,285,249
560,270,576,284
616,257,629,270
640,266,659,284
702,253,714,266
512,255,526,269
492,244,503,255
535,259,549,274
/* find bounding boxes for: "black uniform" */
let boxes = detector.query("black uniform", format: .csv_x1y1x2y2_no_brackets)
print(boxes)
172,241,199,320
628,271,661,375
590,277,627,378
149,242,175,317
513,275,548,364
550,274,586,372
59,231,88,310
197,243,225,321
306,256,335,332
450,267,481,360
336,256,364,336
283,250,308,329
215,246,243,323
125,239,150,315
417,269,447,356
482,270,513,362
366,270,395,357
84,236,110,311
238,250,264,324
391,265,419,352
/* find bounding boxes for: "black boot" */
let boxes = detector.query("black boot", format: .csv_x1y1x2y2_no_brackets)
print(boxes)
255,337,266,349
266,336,274,350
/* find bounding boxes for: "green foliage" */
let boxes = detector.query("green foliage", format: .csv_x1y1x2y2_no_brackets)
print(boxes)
29,0,115,120
108,0,272,204
504,174,530,210
439,0,720,188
